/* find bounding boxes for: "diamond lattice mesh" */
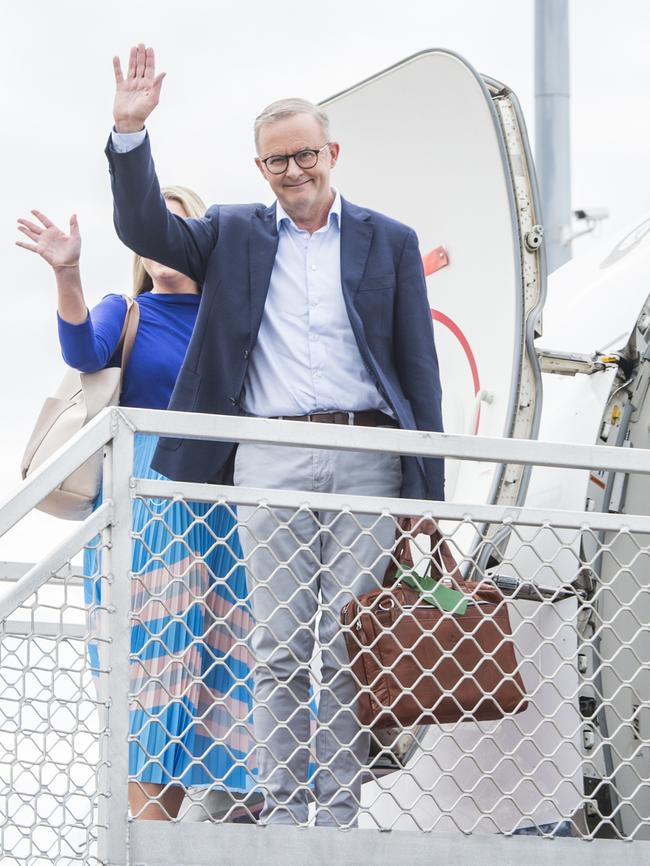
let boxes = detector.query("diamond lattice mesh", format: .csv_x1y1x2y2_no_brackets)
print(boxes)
2,488,649,854
0,536,110,865
122,492,650,838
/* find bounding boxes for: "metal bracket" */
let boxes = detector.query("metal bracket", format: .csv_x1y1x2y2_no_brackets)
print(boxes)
537,349,620,376
524,224,544,252
491,574,586,602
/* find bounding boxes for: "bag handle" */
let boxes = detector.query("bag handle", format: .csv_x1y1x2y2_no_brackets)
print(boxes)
116,295,140,390
384,516,462,587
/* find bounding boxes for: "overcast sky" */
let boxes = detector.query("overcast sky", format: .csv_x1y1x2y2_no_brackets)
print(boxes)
1,0,649,562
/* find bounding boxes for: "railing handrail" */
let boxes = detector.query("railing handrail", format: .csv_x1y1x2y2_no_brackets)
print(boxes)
135,476,650,533
0,408,115,538
2,401,648,556
2,406,648,546
0,560,85,583
122,406,650,475
0,502,112,621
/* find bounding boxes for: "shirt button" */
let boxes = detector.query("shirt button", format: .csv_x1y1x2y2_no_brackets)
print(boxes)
310,333,319,342
310,264,317,271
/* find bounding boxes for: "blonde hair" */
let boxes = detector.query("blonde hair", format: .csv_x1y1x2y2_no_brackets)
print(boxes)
132,185,207,296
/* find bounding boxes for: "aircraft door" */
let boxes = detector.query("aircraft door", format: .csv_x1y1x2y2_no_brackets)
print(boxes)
322,50,545,513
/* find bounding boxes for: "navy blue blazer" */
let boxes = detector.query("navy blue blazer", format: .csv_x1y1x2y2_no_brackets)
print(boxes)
106,134,444,501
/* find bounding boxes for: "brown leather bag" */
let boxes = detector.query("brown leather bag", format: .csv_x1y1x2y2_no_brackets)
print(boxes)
341,517,528,728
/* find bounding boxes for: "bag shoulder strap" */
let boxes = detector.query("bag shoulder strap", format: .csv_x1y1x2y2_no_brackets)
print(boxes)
116,295,140,389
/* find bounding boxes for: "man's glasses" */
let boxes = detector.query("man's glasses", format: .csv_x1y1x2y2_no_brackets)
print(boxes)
260,143,331,175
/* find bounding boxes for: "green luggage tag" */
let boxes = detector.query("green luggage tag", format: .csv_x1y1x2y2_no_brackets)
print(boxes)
397,567,468,615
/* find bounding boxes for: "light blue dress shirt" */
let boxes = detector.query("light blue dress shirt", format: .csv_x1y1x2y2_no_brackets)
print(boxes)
243,194,388,417
110,130,388,418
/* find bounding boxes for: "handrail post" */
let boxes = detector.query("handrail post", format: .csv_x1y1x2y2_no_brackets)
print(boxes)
97,410,134,866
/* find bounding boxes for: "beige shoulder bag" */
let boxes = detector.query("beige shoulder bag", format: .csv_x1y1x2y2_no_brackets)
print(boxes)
21,296,140,520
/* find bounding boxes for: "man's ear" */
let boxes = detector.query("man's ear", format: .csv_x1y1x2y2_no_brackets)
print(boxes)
328,141,340,168
255,157,266,178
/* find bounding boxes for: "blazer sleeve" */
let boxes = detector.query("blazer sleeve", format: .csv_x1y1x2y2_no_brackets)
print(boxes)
393,229,445,497
105,132,218,286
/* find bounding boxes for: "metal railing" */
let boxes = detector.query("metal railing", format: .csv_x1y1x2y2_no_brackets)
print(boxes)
1,406,650,865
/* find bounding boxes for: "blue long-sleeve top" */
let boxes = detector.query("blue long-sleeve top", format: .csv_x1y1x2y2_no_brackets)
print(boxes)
57,292,200,409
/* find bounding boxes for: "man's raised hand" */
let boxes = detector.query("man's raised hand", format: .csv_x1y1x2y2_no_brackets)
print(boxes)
113,44,166,133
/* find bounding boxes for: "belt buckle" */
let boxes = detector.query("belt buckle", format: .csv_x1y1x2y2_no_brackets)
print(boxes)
348,412,355,425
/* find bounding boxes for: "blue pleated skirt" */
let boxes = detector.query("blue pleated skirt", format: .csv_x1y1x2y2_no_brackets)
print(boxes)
84,434,256,790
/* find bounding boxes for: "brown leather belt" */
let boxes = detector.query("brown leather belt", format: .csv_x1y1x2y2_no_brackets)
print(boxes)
275,410,397,427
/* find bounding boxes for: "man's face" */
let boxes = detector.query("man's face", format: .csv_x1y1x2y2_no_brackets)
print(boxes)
255,113,339,226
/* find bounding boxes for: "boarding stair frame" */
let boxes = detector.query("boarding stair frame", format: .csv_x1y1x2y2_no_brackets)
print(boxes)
1,406,650,863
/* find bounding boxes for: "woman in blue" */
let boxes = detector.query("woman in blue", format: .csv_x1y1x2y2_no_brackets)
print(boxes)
16,192,255,820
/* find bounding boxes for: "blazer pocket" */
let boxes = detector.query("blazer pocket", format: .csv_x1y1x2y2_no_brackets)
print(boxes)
358,274,396,292
355,290,393,336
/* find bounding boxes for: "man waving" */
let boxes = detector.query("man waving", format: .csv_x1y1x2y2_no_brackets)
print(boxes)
107,43,444,828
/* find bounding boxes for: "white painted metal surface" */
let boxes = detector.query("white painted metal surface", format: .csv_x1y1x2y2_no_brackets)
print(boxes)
98,418,134,864
130,821,643,866
123,407,650,472
539,213,650,357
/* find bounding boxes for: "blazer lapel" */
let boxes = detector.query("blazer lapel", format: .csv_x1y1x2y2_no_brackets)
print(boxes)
249,205,279,338
340,198,373,305
248,199,373,338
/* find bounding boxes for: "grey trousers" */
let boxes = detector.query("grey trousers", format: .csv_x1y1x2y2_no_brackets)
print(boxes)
234,442,402,827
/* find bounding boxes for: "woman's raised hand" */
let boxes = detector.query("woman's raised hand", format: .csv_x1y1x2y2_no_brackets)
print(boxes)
16,211,81,270
113,43,166,133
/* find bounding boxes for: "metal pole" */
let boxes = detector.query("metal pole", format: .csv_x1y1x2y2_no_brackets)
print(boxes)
535,0,572,272
97,410,134,866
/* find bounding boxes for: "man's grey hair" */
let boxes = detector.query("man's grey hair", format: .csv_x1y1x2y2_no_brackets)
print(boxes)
254,98,330,151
